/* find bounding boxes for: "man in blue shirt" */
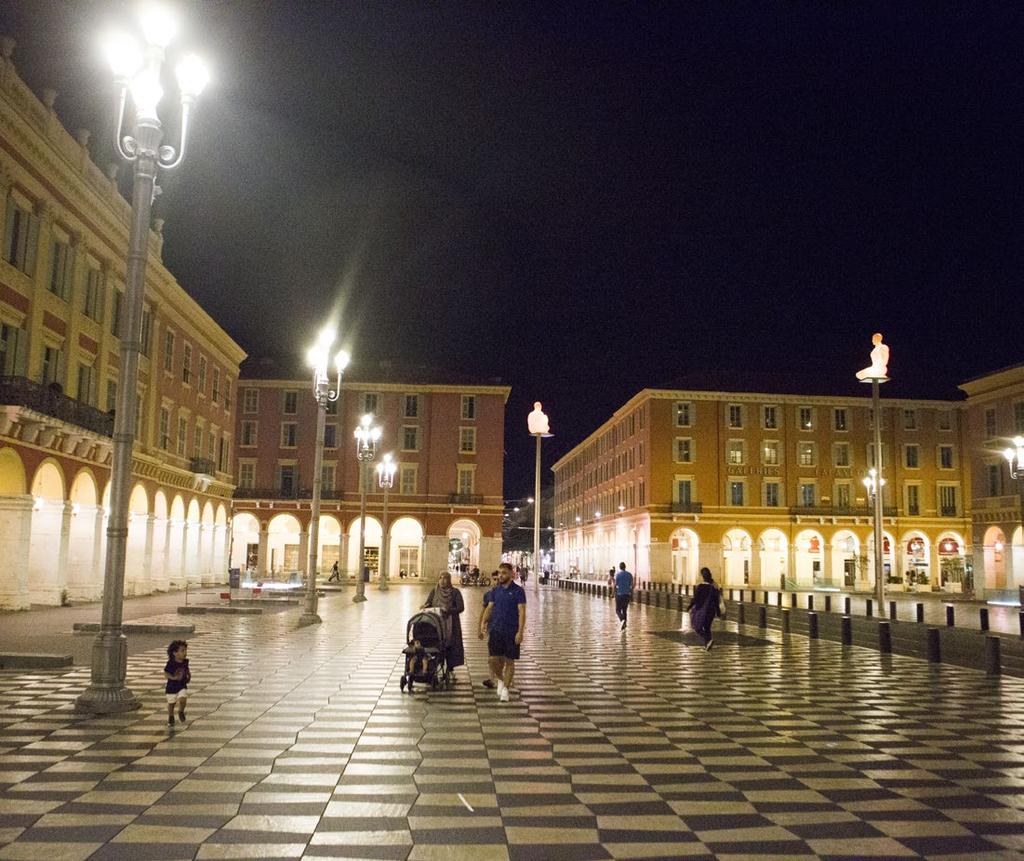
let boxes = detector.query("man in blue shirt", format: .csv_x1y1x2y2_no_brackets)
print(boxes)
479,562,526,702
614,562,634,631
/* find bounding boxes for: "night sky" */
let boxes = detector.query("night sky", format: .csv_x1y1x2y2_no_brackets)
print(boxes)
4,2,1024,498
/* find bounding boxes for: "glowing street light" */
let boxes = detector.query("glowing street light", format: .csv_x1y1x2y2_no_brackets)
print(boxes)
376,453,397,591
353,414,381,603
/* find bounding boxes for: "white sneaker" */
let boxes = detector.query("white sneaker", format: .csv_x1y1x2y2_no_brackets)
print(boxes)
499,684,510,702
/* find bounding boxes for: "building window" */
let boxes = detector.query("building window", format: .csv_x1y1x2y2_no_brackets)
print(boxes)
218,435,229,472
0,323,27,376
362,392,379,415
280,423,297,447
283,390,298,414
762,441,779,466
106,379,117,413
675,401,692,427
461,395,476,420
798,406,814,430
674,478,693,506
674,437,693,463
197,355,207,395
3,194,40,275
140,308,152,357
193,424,203,458
324,424,337,448
400,464,418,495
987,464,1004,498
939,484,958,516
835,482,851,509
763,405,777,429
727,439,745,465
321,464,336,493
402,425,420,451
404,394,420,418
729,481,745,506
163,330,175,373
868,443,886,469
243,388,259,413
938,445,954,470
278,464,296,497
906,484,920,516
459,427,477,453
76,362,96,405
84,267,104,322
182,343,192,384
903,409,917,430
832,442,850,467
111,289,124,338
223,379,232,411
212,368,220,404
727,404,743,428
240,420,257,447
905,444,919,469
41,345,63,387
238,462,255,489
938,409,953,431
764,481,780,507
158,407,170,450
797,441,816,467
799,482,815,507
833,408,848,431
985,408,997,439
457,465,475,495
1015,403,1024,436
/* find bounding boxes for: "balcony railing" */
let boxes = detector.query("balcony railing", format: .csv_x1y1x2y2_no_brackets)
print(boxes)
0,375,114,437
189,456,216,475
793,505,898,518
449,493,484,505
940,506,959,517
670,501,703,513
232,486,342,501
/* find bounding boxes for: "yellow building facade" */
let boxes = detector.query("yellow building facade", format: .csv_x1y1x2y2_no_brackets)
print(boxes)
554,387,975,595
0,42,246,608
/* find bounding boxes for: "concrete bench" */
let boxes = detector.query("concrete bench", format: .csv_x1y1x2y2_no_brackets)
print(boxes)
0,652,73,669
73,622,195,635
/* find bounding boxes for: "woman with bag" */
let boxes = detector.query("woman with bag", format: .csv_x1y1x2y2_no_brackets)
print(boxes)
422,571,466,672
687,567,723,651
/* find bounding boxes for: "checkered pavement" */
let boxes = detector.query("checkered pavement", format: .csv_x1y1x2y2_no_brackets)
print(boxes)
1,585,1023,859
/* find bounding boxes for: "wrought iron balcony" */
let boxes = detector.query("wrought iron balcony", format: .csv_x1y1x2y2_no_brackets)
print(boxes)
189,456,216,475
231,486,342,501
793,504,898,517
0,375,113,437
940,506,959,517
449,493,484,505
670,501,703,513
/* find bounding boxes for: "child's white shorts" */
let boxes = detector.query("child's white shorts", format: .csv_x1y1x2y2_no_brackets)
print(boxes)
166,690,188,704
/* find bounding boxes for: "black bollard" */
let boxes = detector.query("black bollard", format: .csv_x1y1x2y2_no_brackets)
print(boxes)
777,591,783,607
807,595,814,612
1019,611,1024,638
763,590,770,605
841,616,852,645
866,598,873,618
737,603,746,624
889,600,897,621
790,591,797,608
758,605,767,628
916,603,924,624
927,627,941,662
781,608,791,632
843,597,851,615
729,588,735,601
824,595,831,613
878,621,892,653
808,611,819,639
980,607,990,632
946,604,955,627
985,636,1001,675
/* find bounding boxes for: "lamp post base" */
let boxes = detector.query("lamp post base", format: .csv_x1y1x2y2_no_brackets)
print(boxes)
73,632,140,714
352,593,367,603
378,576,389,592
296,612,322,628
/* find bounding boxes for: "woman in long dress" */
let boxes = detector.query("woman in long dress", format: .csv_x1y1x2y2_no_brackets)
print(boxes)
423,572,466,670
688,566,722,651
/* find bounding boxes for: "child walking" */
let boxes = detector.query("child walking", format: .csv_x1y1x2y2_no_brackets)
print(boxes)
164,639,190,726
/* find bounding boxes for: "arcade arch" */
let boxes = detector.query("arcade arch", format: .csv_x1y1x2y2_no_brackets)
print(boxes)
669,527,699,585
794,529,825,587
390,516,424,580
447,518,481,573
347,515,382,577
759,528,789,589
268,513,303,577
721,528,752,586
982,525,1007,591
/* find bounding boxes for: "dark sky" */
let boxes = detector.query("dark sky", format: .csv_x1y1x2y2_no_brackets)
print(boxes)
5,1,1024,499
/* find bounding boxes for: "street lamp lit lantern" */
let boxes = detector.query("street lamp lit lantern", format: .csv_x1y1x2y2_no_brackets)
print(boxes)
353,414,382,603
298,327,349,627
76,1,208,716
527,402,552,588
376,453,397,592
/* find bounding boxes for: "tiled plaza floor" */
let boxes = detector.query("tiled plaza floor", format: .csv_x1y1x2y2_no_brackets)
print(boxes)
1,584,1024,860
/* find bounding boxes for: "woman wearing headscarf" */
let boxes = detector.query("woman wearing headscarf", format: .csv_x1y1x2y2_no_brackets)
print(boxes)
423,571,466,670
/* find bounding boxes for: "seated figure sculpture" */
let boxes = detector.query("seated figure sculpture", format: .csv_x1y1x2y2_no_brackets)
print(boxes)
528,401,550,435
856,333,890,380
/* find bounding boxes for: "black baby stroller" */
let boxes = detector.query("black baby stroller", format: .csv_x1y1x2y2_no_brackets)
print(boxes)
400,609,453,692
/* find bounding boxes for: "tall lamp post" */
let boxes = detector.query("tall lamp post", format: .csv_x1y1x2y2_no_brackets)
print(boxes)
1002,438,1024,595
527,402,552,590
298,331,349,627
862,468,887,598
353,414,381,603
856,333,891,617
76,4,208,714
376,453,396,591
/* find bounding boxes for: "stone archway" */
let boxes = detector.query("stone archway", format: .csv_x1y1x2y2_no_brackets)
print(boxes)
670,527,699,585
447,518,482,575
67,469,102,600
794,529,825,588
721,528,752,587
830,530,860,590
347,514,382,579
900,530,931,590
0,448,32,609
390,516,425,580
759,528,789,590
124,484,150,596
982,525,1007,591
230,512,261,575
28,460,66,604
268,513,303,579
937,532,968,593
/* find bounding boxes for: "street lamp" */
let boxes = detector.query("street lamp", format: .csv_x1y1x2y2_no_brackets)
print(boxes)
76,2,208,715
1002,439,1024,567
376,452,396,591
298,331,349,627
527,403,552,590
863,468,887,599
353,414,381,603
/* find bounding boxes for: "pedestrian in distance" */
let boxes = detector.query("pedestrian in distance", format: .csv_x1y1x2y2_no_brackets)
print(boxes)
688,566,724,650
478,562,526,702
327,561,340,582
164,639,190,727
614,561,634,631
607,568,616,588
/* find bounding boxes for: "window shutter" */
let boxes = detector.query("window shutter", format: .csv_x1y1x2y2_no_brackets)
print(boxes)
23,212,39,275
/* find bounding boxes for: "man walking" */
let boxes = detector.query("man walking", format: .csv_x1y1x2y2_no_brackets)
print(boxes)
614,561,634,631
479,562,526,702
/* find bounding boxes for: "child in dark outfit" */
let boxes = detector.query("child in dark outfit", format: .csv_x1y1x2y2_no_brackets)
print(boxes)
164,639,190,726
400,639,429,691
